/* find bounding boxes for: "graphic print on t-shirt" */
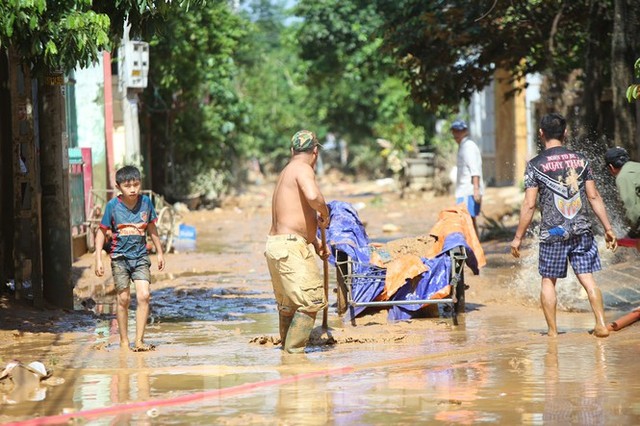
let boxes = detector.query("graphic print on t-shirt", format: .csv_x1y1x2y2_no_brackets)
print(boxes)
99,194,158,258
524,147,593,243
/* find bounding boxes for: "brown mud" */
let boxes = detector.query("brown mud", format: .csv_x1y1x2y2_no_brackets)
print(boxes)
2,177,640,424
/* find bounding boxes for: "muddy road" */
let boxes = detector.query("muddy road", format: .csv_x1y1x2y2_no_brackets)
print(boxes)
2,177,640,425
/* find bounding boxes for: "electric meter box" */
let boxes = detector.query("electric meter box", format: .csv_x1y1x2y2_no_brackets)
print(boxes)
119,41,149,89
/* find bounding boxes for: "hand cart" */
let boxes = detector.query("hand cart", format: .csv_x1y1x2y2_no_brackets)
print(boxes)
334,245,468,325
85,189,176,254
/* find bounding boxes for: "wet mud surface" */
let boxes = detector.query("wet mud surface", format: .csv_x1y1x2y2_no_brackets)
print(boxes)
2,179,640,424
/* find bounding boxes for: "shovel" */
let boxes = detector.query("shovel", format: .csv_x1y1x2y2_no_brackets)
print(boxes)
321,226,329,330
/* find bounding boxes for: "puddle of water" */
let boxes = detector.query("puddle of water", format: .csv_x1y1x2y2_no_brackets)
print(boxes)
7,256,640,426
151,285,273,323
5,309,640,425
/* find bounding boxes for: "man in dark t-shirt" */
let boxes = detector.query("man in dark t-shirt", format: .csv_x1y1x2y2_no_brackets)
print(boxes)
510,113,617,338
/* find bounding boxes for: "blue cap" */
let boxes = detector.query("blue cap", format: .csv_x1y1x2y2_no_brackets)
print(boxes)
450,119,468,131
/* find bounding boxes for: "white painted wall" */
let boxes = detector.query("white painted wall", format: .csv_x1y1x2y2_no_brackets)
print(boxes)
74,58,107,190
468,80,496,184
525,73,543,159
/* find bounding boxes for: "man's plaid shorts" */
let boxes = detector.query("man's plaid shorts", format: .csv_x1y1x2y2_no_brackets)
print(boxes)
538,233,601,278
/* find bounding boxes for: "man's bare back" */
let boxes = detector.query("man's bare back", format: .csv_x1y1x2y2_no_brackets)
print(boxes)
270,157,328,243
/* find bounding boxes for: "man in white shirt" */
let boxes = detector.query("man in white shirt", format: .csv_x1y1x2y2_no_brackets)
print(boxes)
451,119,484,237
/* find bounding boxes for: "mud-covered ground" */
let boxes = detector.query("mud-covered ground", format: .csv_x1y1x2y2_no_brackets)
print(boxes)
2,176,640,424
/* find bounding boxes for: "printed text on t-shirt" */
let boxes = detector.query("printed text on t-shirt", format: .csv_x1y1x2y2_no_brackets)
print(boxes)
540,153,584,173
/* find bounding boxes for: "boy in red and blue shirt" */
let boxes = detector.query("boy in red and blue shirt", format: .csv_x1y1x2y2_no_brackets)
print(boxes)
95,165,165,351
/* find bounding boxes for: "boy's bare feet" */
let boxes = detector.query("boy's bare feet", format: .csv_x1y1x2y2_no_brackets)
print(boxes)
132,342,156,352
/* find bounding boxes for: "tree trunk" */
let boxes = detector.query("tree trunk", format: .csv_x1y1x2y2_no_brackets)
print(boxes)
581,0,611,142
611,0,637,153
0,49,11,292
39,71,73,309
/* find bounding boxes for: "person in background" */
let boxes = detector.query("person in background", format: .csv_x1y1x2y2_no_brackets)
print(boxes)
604,146,640,248
264,130,330,354
95,165,165,351
510,113,617,338
450,119,484,237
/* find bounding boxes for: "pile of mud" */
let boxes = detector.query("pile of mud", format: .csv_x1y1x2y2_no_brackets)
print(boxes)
372,234,436,262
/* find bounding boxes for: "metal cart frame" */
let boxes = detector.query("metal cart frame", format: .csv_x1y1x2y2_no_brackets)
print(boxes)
334,245,467,325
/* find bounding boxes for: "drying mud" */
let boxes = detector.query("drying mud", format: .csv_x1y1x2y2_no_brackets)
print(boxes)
2,177,640,424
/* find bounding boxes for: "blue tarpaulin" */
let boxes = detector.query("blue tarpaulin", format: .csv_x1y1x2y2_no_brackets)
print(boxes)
322,201,478,321
323,200,371,265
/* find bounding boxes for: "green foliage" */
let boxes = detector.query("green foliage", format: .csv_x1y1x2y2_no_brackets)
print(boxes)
168,161,229,199
234,1,316,169
373,77,425,155
293,0,434,175
294,0,391,141
0,0,109,72
348,140,386,178
142,1,248,198
373,0,592,110
626,58,640,102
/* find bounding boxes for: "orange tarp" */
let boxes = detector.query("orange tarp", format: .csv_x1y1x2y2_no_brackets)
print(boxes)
365,203,485,301
371,253,428,301
426,203,486,269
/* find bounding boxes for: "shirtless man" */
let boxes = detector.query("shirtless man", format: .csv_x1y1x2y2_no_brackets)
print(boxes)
264,130,330,354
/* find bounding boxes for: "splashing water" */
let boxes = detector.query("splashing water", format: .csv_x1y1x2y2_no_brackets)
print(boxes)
508,225,616,312
569,134,629,236
509,133,630,312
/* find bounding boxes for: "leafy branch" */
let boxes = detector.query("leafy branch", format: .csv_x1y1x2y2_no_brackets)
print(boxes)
626,58,640,102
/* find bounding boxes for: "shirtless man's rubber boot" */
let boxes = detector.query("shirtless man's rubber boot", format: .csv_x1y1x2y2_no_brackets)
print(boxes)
283,311,316,354
588,287,610,337
279,312,294,347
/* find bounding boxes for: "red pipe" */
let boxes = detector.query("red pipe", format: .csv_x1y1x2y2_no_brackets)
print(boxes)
618,238,639,249
607,308,640,331
4,366,354,426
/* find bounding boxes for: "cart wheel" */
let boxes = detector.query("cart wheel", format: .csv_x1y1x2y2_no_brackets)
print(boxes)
156,206,175,253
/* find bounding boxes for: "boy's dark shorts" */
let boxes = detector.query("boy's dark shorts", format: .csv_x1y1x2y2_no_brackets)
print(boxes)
111,256,151,292
538,234,601,278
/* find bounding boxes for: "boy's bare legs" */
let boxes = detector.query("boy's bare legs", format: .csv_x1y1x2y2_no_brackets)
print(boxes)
116,288,132,349
576,273,610,337
133,280,152,349
540,277,558,337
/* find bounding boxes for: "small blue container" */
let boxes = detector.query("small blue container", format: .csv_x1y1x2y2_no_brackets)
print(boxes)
173,224,197,251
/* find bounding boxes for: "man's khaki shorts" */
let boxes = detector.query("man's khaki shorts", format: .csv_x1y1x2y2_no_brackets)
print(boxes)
264,234,326,315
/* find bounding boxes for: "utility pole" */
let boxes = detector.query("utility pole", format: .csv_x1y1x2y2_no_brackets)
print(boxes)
118,25,149,168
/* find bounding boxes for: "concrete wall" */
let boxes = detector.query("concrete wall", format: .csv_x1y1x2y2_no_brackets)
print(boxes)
468,69,539,187
469,80,496,184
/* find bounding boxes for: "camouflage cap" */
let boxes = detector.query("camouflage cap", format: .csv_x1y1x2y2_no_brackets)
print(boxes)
291,130,321,152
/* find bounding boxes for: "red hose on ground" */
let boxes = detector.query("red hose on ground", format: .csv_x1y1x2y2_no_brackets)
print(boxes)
607,309,640,331
618,238,639,249
5,366,354,426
